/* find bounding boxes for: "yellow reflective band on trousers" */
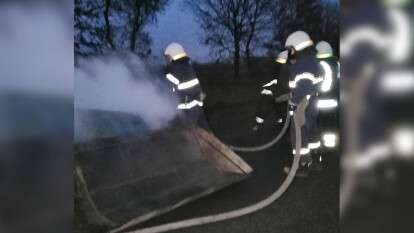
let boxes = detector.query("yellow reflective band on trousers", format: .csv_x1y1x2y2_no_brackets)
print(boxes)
308,141,321,150
261,89,273,96
177,100,203,110
292,147,310,155
255,117,264,124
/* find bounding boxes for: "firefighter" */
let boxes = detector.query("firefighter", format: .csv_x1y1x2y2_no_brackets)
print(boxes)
316,41,339,97
253,50,291,131
164,43,205,124
314,41,340,170
284,31,324,177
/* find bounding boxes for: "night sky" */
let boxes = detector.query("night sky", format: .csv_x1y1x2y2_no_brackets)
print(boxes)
146,0,210,63
147,0,339,63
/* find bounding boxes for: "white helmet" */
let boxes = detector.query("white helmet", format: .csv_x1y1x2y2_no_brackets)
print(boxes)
275,50,288,64
285,31,314,51
164,43,187,61
316,41,333,59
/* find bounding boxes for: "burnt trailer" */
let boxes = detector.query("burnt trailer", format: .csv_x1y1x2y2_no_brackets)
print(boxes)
74,110,252,232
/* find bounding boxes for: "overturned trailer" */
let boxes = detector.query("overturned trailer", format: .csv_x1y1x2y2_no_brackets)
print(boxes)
74,110,252,232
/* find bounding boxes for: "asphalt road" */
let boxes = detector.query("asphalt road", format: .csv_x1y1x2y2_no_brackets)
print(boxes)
127,101,339,233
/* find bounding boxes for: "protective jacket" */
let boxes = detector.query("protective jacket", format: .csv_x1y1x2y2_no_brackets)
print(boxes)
165,57,204,123
289,55,324,154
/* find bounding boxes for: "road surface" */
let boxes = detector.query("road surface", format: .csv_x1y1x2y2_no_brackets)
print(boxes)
127,100,339,233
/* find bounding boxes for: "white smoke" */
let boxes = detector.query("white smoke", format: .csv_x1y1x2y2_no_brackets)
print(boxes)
0,3,73,142
0,3,73,96
0,3,72,233
75,54,178,133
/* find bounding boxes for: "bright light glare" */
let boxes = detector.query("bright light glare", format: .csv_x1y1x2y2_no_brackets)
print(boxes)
392,127,414,158
380,71,414,94
323,133,337,148
317,99,338,109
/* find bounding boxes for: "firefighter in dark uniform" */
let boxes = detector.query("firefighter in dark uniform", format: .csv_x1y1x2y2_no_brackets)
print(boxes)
164,43,205,125
253,50,291,131
314,41,339,170
316,41,339,98
283,31,324,177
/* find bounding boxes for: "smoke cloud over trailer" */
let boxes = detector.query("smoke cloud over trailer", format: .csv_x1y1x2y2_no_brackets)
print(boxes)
75,54,178,142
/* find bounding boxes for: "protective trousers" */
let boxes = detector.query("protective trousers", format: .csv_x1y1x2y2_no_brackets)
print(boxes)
290,96,320,155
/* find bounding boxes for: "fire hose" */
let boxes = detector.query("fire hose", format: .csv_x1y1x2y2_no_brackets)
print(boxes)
228,110,290,152
228,96,291,152
118,107,303,233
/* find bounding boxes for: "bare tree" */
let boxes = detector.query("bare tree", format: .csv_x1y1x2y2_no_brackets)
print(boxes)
104,0,114,49
75,0,106,56
268,0,338,54
74,0,168,57
189,0,270,79
243,0,272,66
126,0,166,52
321,1,339,54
